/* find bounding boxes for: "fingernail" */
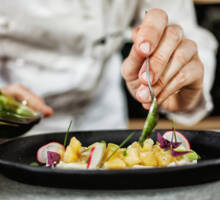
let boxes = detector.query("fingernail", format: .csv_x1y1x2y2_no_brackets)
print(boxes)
141,72,154,84
139,42,150,54
141,72,147,82
138,88,150,102
143,103,151,110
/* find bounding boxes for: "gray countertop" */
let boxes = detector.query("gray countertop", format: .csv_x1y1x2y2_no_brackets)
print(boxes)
0,174,220,200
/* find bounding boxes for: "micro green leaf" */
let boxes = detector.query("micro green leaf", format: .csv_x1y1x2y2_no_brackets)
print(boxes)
47,151,60,167
64,120,72,147
29,162,39,167
123,150,127,157
171,149,190,157
157,133,181,151
106,132,135,161
172,120,177,143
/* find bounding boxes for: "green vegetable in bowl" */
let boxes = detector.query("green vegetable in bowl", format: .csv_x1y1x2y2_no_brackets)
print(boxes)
0,91,40,125
184,150,200,161
0,92,36,117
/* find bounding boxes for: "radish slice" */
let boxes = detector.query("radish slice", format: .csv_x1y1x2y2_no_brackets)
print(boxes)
37,142,65,164
163,131,191,150
87,143,106,169
87,147,95,169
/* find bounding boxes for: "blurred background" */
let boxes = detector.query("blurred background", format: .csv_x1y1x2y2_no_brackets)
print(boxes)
123,0,220,130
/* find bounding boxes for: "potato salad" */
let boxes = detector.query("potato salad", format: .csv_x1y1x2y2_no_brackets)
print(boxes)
36,130,200,169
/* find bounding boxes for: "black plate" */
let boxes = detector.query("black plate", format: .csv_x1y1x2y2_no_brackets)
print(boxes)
0,129,220,189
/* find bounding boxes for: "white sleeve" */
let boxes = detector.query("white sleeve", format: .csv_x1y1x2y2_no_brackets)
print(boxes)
137,0,218,125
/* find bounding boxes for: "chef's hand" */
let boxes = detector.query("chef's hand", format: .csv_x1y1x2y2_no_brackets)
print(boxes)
122,9,204,112
2,83,53,117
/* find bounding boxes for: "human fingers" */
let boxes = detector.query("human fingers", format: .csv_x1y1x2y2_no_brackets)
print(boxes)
2,84,53,117
132,27,139,42
122,9,169,99
121,44,145,98
122,9,169,96
137,38,198,103
140,56,203,111
139,24,184,85
157,56,204,111
128,9,169,82
134,8,168,57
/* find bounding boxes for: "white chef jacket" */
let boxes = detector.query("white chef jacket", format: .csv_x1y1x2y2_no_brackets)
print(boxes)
0,0,217,135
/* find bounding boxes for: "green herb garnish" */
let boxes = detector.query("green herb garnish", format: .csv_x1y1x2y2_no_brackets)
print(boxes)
64,120,72,147
29,162,39,167
184,150,201,161
172,120,177,143
123,150,127,157
81,147,90,153
106,132,135,161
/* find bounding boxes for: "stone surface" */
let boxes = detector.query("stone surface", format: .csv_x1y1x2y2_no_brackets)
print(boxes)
0,174,220,200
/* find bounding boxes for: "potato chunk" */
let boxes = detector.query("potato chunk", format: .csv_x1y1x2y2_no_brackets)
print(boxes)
140,152,158,167
124,145,141,166
103,143,119,161
57,149,65,161
154,151,174,167
63,137,81,163
104,158,126,169
142,139,154,152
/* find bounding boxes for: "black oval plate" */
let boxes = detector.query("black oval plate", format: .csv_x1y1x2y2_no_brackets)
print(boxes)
0,129,220,189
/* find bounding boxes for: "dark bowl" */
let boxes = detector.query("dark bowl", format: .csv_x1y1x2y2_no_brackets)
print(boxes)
0,129,220,189
0,117,41,139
